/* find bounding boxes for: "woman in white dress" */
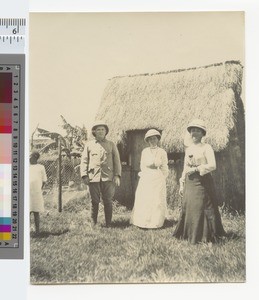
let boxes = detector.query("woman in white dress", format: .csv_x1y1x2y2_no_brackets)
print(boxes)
30,150,47,235
131,129,169,229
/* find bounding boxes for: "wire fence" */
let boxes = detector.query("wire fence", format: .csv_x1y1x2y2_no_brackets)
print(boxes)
38,153,83,211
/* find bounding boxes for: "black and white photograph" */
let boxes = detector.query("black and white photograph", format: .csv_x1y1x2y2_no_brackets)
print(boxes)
29,12,245,284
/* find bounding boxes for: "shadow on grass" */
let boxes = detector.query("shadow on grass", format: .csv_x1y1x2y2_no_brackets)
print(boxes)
163,218,178,229
209,231,242,245
109,219,131,229
224,231,241,240
30,266,52,282
109,218,178,230
31,229,69,238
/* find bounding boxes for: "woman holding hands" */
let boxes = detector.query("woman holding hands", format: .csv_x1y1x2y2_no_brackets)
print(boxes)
131,129,168,229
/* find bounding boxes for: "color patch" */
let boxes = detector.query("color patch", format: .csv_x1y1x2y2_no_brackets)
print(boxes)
0,72,12,103
0,217,11,225
0,232,11,240
0,225,11,232
0,164,12,218
0,134,12,164
0,103,12,133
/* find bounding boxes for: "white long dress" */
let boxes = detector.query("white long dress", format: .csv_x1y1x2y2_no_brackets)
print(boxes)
131,146,169,228
30,164,47,212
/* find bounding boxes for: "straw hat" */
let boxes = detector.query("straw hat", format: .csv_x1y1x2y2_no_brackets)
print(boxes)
91,120,109,137
144,129,161,142
187,119,207,135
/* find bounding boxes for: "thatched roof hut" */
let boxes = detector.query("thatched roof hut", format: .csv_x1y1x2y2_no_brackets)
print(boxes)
96,61,244,153
96,61,245,211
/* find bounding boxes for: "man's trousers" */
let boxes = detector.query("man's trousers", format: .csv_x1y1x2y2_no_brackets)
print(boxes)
88,181,115,227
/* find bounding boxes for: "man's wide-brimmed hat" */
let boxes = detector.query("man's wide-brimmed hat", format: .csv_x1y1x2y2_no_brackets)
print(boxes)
91,120,109,137
187,119,207,135
144,129,161,142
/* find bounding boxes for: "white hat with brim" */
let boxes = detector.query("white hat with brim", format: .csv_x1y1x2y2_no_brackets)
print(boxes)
91,120,109,136
144,129,161,142
187,119,206,135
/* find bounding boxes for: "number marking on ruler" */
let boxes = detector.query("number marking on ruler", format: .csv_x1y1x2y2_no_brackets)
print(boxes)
0,18,26,35
0,18,26,54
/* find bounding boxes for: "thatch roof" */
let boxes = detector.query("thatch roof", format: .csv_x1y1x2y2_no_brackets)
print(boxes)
96,61,244,152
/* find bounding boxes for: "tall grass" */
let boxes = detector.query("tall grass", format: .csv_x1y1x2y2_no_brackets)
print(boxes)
30,189,245,284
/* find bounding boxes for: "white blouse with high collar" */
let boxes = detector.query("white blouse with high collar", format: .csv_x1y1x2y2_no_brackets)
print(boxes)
140,146,169,178
180,143,216,183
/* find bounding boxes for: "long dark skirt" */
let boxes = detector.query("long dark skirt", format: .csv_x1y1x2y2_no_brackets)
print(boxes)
173,172,226,244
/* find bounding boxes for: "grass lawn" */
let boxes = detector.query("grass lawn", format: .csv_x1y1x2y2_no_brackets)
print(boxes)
30,189,245,284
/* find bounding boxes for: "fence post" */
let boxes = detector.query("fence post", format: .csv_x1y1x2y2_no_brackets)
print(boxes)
58,136,62,212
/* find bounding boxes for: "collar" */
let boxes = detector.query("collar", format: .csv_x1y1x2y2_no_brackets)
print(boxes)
95,137,106,143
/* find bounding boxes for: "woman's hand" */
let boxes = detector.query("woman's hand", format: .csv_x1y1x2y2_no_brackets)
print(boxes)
179,184,184,197
82,175,90,185
186,166,198,175
147,163,158,169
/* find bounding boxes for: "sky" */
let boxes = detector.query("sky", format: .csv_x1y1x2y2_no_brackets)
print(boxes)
29,12,244,136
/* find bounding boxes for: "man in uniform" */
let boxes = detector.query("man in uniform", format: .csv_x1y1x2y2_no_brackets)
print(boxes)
80,121,121,227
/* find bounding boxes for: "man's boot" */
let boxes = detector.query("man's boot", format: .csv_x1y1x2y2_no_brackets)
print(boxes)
104,202,112,227
91,202,99,228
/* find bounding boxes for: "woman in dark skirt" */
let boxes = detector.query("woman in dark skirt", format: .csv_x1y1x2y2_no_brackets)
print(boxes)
173,119,226,244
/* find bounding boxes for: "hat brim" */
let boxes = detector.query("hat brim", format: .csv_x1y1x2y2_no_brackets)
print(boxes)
144,134,161,142
92,125,109,137
187,126,206,135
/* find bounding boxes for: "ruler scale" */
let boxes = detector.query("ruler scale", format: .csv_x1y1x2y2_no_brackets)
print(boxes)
0,18,26,35
0,18,26,54
0,18,25,259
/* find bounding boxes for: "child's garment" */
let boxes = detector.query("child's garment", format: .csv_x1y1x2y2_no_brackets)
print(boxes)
30,164,47,212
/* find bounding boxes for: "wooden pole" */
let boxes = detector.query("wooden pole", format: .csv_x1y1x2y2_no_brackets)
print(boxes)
58,137,62,212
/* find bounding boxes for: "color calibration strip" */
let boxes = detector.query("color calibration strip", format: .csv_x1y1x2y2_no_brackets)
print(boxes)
0,71,12,241
0,55,24,259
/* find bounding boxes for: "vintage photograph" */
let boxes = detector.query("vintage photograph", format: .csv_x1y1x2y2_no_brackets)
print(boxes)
29,12,245,284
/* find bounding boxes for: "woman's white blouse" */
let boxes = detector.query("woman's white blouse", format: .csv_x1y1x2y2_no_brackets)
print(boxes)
180,143,216,183
140,147,169,178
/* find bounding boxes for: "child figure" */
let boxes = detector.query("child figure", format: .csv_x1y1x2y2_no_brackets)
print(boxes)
30,150,47,236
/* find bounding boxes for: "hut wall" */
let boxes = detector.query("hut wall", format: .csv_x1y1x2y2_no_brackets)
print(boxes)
213,150,245,212
213,109,245,212
166,157,184,209
114,130,147,208
129,130,147,205
115,165,134,209
127,130,146,170
213,97,245,212
234,92,245,159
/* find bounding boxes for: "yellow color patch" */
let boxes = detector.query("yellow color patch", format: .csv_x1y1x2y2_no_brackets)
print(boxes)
0,232,11,240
